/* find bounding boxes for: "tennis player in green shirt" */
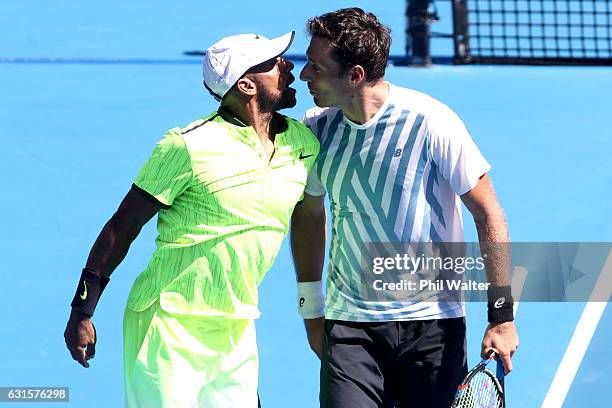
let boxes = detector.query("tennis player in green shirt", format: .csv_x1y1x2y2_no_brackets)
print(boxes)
63,31,319,408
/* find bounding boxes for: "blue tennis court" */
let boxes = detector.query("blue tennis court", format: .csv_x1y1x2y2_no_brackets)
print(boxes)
1,1,610,407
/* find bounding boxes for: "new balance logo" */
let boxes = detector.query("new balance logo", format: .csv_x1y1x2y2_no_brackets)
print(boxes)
393,149,402,158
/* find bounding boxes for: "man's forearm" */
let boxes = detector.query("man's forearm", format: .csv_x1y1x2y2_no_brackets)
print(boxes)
290,198,327,357
70,187,160,317
463,176,518,356
84,212,143,278
70,213,141,317
474,205,510,287
290,204,326,282
83,186,160,278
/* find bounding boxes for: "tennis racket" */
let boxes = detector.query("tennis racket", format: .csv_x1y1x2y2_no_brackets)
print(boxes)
451,350,506,408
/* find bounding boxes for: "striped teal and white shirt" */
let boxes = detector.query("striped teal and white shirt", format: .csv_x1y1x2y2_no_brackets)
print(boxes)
304,84,491,321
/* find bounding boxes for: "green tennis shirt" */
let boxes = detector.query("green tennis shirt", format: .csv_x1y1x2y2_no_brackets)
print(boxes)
126,110,319,318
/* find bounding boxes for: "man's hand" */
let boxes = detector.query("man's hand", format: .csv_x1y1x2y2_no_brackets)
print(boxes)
481,321,519,374
304,317,325,359
64,309,97,368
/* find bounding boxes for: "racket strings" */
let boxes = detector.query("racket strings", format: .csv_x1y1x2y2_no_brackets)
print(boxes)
454,370,503,408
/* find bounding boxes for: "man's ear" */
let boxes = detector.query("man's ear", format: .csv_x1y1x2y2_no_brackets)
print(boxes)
348,65,366,85
235,76,257,97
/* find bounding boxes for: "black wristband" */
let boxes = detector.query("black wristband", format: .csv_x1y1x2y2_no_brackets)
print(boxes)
487,285,514,323
70,268,110,317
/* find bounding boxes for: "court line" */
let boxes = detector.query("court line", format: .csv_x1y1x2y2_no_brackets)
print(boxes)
511,265,528,315
541,249,612,408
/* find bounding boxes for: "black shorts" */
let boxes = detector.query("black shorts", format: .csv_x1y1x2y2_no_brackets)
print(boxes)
320,318,467,408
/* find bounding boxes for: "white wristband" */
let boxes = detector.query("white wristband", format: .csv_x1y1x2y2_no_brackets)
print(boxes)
297,280,325,319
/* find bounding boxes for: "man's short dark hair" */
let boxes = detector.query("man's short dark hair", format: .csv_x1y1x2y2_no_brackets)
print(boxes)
307,7,391,82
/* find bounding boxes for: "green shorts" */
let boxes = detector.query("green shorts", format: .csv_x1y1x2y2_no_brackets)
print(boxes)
123,301,258,408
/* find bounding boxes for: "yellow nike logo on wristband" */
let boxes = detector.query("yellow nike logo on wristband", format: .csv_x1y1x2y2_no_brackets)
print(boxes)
80,282,88,300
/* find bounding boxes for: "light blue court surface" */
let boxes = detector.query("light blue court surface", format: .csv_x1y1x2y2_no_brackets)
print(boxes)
1,1,611,407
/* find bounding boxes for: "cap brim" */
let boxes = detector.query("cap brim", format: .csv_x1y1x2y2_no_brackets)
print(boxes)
248,31,295,71
271,31,295,58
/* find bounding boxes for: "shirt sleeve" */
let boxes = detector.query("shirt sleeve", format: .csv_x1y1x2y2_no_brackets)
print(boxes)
133,129,193,206
302,113,315,132
428,108,491,195
304,166,326,196
301,108,327,197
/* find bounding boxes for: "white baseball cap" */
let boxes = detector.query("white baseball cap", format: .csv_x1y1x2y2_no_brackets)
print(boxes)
203,31,295,101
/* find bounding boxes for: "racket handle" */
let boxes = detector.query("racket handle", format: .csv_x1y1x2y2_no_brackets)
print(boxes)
496,356,507,406
495,355,506,379
485,350,506,379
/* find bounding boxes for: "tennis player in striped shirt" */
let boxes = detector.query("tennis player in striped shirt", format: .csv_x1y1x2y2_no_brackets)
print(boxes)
290,8,519,407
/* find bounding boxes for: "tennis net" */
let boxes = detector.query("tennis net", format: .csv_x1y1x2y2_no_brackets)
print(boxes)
453,0,612,65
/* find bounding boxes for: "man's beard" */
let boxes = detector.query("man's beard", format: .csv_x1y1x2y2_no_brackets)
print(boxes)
256,86,296,112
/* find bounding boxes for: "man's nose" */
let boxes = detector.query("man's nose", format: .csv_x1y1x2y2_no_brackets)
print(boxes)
282,58,294,73
299,64,309,81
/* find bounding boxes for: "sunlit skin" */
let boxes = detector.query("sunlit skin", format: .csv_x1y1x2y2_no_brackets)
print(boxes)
225,56,297,158
297,36,519,373
300,36,351,108
300,35,388,125
64,50,301,371
249,56,297,112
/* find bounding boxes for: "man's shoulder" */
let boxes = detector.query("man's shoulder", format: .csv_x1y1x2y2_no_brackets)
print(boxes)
282,115,320,149
389,84,473,148
389,84,459,122
171,112,229,146
283,114,309,131
179,112,223,135
303,106,341,125
284,115,315,134
302,107,343,140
